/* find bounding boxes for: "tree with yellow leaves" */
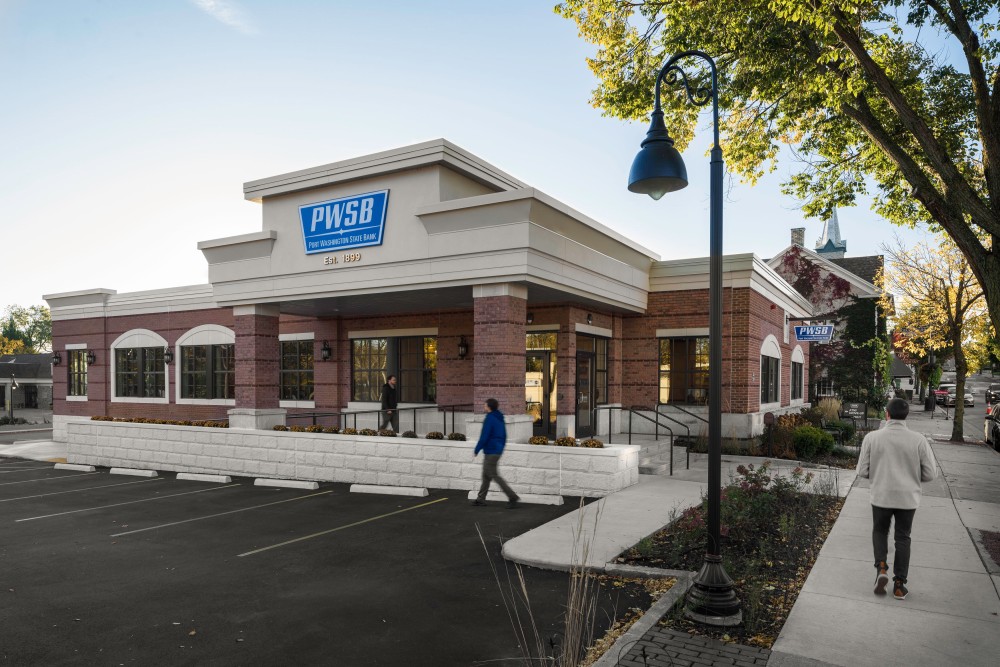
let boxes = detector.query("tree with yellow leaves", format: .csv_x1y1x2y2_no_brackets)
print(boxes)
881,237,990,442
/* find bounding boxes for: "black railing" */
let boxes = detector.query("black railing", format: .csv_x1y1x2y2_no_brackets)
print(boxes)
592,405,691,475
286,403,474,435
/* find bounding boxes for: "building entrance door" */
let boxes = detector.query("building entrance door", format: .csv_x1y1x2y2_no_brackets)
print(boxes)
576,352,595,438
525,351,555,438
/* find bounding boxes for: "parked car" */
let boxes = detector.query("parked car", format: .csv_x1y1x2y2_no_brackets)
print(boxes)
985,404,1000,451
986,383,1000,404
946,389,974,407
935,383,956,405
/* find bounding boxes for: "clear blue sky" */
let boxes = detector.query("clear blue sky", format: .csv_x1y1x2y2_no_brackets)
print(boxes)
0,0,932,309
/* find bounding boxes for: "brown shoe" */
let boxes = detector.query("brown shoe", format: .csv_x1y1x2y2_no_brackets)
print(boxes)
893,579,908,600
874,561,889,596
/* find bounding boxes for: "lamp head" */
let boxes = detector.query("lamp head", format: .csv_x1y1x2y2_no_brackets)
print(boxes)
628,109,688,200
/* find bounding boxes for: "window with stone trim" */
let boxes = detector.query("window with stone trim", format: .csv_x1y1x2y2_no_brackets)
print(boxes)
791,361,804,400
115,347,165,398
67,349,87,397
761,355,780,404
351,336,437,402
180,344,235,400
280,340,314,402
658,337,709,404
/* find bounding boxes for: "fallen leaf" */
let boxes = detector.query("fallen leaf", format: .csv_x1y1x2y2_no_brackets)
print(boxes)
188,630,196,636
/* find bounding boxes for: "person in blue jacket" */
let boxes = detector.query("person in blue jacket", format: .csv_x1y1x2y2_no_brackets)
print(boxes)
472,398,519,508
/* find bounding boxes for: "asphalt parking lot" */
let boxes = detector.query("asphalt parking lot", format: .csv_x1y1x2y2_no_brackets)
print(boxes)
0,460,645,666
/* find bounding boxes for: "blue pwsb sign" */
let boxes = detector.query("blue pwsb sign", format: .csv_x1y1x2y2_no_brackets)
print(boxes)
794,325,834,342
299,190,389,255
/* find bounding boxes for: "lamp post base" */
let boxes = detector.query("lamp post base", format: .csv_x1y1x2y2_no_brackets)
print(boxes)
683,554,742,627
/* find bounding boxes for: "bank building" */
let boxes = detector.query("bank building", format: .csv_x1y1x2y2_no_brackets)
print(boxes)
45,140,818,497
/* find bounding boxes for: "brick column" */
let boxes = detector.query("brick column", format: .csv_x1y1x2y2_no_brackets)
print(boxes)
473,284,527,412
230,305,284,430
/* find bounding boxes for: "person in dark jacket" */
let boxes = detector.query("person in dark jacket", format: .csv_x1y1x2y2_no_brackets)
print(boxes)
473,398,519,508
379,375,398,432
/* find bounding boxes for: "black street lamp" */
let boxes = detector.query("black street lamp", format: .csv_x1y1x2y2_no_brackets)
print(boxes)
628,50,741,626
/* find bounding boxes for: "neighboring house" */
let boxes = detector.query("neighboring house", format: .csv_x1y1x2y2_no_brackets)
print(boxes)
890,355,915,399
768,219,887,403
0,353,53,411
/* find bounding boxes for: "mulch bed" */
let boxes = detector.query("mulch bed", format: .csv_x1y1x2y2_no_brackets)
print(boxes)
980,529,1000,569
617,475,844,649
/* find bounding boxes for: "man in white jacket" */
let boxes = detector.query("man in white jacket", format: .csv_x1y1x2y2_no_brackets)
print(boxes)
857,398,938,600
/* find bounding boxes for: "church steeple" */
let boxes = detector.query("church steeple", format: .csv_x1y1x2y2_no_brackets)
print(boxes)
816,207,847,259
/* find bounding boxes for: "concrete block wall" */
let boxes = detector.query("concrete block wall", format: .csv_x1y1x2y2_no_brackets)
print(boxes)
66,421,640,497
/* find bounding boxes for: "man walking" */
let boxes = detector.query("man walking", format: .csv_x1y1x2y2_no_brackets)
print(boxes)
379,375,398,432
857,397,937,600
472,398,519,509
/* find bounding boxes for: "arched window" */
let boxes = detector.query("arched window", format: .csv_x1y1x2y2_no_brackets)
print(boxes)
760,335,782,406
175,325,236,404
111,329,168,403
790,345,805,402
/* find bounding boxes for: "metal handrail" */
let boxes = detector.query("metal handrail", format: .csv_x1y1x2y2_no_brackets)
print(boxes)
592,405,689,475
287,403,474,434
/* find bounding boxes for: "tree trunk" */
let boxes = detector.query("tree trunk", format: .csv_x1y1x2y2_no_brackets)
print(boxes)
952,341,968,443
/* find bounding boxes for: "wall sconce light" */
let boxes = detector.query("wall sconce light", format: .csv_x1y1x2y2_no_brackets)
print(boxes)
458,336,469,359
587,313,593,325
51,352,62,366
86,351,97,365
163,348,174,364
527,313,534,325
321,340,332,361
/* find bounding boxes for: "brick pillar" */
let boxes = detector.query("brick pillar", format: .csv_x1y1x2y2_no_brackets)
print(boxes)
473,284,527,412
556,322,578,437
230,305,284,430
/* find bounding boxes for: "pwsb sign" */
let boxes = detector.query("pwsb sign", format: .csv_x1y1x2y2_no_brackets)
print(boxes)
794,325,834,342
299,190,389,255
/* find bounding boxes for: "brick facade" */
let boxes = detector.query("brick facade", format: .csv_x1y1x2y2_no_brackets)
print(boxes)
235,313,280,409
473,294,526,413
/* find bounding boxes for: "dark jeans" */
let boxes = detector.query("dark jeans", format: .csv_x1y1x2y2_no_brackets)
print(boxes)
872,505,916,583
379,410,399,432
477,454,518,502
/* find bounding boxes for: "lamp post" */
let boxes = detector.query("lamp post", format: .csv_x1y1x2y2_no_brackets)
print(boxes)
628,50,741,626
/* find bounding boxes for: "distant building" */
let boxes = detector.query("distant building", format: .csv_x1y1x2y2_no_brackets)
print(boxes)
891,356,915,399
0,354,53,411
815,208,848,259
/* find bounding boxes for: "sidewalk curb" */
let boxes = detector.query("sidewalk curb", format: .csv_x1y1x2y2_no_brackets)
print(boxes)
591,571,693,667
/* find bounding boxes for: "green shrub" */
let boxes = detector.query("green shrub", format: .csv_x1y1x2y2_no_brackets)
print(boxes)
401,430,418,438
580,438,604,448
792,425,834,459
446,432,466,441
829,419,856,443
425,431,444,440
528,435,550,445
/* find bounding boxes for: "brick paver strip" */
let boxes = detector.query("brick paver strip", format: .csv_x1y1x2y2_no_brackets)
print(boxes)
614,626,773,667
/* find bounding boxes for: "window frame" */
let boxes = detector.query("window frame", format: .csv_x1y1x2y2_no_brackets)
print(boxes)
350,335,438,403
179,344,235,402
791,360,804,401
114,347,166,400
66,348,88,400
280,339,315,404
761,355,780,405
110,329,169,404
658,336,710,405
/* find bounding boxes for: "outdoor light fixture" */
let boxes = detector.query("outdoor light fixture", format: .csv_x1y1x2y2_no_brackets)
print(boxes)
629,50,741,626
458,336,469,360
527,313,534,325
163,348,174,364
52,351,62,366
587,313,593,325
86,351,97,365
321,341,332,361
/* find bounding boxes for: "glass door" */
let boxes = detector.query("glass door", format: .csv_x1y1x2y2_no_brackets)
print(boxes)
526,352,555,437
576,353,594,437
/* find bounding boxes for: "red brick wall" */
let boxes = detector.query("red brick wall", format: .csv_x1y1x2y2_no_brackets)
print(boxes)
473,295,526,412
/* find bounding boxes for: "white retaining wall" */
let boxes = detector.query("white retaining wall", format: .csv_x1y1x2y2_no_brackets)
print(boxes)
66,421,641,497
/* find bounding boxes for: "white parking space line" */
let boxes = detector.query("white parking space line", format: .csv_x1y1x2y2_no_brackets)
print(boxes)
111,490,334,537
0,472,99,487
237,496,448,558
0,467,54,475
0,478,163,503
15,484,242,522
